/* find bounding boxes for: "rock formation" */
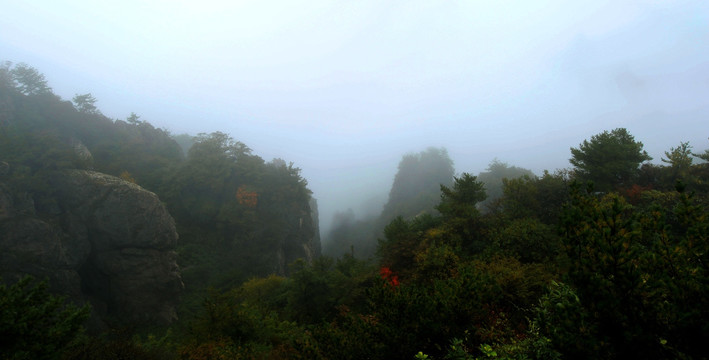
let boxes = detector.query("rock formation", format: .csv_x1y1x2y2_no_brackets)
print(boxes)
274,197,321,276
0,169,182,329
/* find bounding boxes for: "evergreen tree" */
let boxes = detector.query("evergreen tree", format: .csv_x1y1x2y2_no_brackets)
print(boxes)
72,93,100,114
661,141,693,186
570,128,651,191
8,62,52,95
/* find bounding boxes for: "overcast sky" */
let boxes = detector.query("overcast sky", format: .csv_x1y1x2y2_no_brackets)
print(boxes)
2,0,709,235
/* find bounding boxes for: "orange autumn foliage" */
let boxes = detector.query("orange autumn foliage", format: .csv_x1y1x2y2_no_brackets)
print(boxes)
236,185,258,208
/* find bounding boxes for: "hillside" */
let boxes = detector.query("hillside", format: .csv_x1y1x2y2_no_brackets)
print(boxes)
0,62,320,329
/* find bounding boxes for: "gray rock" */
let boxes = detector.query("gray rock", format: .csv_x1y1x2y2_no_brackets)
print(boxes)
0,170,182,329
273,196,321,275
71,139,93,164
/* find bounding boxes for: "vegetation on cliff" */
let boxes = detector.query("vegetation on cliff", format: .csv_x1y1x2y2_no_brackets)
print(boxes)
0,62,318,348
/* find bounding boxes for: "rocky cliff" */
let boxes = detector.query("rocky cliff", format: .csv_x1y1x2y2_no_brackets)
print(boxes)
273,197,321,276
0,169,182,329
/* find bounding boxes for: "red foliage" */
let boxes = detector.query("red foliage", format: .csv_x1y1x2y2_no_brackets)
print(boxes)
621,183,652,205
380,267,400,287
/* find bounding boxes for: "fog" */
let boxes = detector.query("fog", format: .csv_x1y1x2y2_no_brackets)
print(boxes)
2,0,708,236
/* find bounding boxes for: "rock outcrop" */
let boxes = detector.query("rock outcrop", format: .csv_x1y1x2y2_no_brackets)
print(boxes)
274,197,321,275
0,169,182,329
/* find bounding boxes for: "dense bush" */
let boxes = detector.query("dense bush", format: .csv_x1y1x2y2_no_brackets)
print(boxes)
0,276,90,360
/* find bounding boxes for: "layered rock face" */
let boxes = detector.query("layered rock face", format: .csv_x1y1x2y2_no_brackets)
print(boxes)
0,169,182,328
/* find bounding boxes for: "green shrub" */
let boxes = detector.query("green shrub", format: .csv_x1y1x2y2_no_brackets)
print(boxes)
0,276,90,360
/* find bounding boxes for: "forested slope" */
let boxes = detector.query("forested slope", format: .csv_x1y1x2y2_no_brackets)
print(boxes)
2,62,708,359
0,62,320,332
212,129,708,360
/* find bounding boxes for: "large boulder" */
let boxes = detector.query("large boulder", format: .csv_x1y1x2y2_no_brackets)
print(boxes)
0,169,182,329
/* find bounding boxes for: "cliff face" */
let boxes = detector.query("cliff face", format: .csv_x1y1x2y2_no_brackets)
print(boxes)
273,197,321,276
0,169,182,328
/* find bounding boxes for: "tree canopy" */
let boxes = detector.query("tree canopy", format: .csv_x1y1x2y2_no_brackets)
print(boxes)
0,276,90,359
570,128,651,191
72,93,100,115
5,62,53,95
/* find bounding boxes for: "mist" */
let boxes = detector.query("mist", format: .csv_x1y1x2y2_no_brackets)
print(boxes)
2,0,708,237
